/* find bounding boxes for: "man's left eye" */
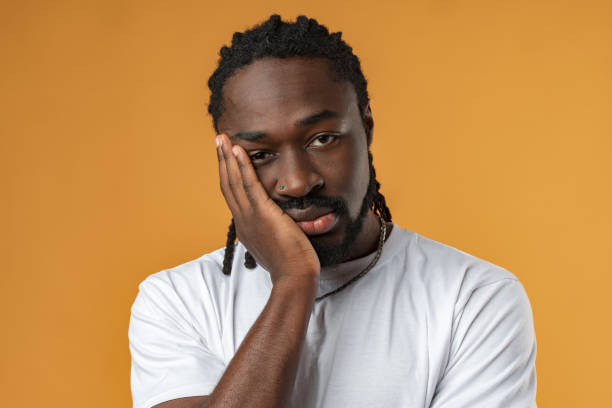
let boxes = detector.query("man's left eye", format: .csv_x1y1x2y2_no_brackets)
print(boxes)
309,134,337,147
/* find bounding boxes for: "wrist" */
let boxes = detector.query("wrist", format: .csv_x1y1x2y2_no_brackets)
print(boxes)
272,274,319,300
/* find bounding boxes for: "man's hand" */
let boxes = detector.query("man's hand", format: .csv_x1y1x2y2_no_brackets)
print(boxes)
216,133,321,283
152,134,322,408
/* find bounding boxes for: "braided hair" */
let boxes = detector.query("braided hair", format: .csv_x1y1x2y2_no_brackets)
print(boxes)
207,15,392,274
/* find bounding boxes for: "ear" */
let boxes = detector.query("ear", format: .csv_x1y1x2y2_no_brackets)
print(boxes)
362,104,374,146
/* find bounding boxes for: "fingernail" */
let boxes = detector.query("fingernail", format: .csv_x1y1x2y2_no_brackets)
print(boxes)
215,136,220,147
232,146,239,157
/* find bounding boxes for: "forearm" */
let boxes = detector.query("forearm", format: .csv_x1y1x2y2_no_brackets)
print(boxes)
202,276,317,408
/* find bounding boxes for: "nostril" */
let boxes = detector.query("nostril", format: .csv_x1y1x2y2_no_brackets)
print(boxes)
278,174,323,197
277,154,324,197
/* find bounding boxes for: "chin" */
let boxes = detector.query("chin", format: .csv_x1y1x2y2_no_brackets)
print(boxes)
309,214,364,267
312,242,351,267
307,232,342,249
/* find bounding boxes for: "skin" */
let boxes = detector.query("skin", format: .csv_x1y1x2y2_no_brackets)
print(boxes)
219,57,382,263
153,57,383,408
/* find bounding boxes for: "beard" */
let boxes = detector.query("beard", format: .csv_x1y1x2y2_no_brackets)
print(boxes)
308,193,371,266
275,167,377,267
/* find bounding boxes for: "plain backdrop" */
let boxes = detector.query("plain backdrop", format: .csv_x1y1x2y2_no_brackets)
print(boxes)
1,1,611,406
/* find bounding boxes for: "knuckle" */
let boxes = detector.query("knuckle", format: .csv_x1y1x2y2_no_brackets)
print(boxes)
242,180,253,190
249,199,261,211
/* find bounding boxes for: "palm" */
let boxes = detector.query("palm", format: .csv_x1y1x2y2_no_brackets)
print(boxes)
216,134,320,283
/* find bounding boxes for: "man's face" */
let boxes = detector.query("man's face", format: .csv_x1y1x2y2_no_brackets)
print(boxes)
216,57,373,266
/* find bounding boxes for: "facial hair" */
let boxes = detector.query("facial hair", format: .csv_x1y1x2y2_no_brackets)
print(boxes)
275,168,377,267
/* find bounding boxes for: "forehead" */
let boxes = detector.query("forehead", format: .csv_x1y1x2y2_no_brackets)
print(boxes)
218,57,358,132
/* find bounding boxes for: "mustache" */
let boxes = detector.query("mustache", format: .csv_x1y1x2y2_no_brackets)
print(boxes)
274,195,349,216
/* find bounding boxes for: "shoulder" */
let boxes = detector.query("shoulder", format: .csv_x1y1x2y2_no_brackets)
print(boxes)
131,247,228,321
387,227,536,405
138,246,227,292
131,243,271,321
129,249,232,408
387,225,525,307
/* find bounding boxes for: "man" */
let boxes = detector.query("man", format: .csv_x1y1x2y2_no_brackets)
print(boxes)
129,15,537,408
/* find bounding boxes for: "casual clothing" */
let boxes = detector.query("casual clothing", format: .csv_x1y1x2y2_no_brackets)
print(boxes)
129,224,537,407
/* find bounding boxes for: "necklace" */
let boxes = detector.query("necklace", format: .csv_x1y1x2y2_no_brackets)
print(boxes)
315,216,387,302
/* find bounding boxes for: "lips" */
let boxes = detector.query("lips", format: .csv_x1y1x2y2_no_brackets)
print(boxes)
285,207,338,235
296,212,337,235
285,206,332,222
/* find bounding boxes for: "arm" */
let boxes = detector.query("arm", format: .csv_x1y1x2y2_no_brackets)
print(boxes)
202,277,316,407
153,278,316,408
430,279,537,408
152,134,320,408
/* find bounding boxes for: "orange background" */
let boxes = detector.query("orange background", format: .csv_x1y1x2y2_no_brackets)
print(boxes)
2,1,610,406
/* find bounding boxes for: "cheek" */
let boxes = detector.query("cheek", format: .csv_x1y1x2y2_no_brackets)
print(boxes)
349,150,371,209
254,166,277,195
346,140,371,216
320,140,370,212
252,137,370,206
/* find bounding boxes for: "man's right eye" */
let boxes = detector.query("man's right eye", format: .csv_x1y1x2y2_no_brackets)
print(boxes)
249,151,272,163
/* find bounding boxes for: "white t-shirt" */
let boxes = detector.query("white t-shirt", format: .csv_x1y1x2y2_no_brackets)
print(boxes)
129,224,537,408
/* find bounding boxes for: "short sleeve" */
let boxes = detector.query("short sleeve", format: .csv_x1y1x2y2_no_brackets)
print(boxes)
430,279,537,408
129,276,226,408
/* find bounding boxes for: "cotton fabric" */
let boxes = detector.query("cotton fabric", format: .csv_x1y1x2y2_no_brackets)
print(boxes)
129,225,536,407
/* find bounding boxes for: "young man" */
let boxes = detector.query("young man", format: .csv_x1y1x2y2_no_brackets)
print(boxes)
129,15,537,408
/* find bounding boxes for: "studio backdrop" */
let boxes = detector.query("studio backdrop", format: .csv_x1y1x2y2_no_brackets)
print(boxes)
1,1,610,407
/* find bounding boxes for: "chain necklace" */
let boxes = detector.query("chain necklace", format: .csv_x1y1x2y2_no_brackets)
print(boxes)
315,216,387,302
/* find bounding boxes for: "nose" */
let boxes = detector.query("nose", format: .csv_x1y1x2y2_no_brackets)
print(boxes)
276,150,324,197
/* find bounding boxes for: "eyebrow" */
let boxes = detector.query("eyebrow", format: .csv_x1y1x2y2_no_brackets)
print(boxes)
231,131,267,141
231,109,340,142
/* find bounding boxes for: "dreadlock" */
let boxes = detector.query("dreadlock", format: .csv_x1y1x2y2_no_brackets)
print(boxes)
207,14,392,275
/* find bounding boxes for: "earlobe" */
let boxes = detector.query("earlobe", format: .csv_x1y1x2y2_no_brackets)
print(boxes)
362,104,374,145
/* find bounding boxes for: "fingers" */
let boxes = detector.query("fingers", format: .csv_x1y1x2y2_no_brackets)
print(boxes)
217,134,249,212
232,144,272,206
216,134,239,213
216,133,274,217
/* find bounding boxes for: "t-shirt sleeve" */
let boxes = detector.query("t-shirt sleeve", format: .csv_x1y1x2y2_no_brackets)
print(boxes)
430,279,537,408
129,275,226,408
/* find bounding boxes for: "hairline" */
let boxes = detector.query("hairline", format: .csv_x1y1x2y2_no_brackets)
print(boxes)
213,56,366,134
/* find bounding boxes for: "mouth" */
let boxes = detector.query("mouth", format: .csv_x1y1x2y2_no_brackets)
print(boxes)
296,212,338,236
